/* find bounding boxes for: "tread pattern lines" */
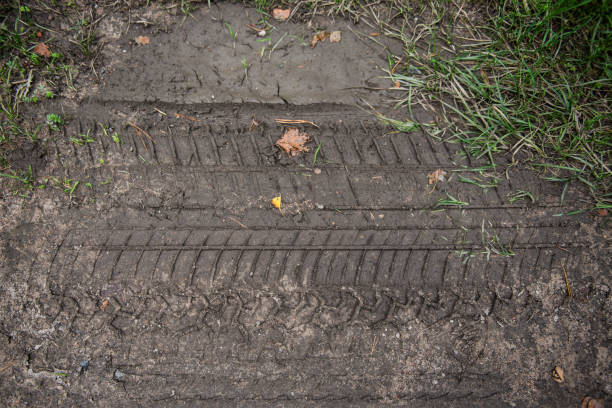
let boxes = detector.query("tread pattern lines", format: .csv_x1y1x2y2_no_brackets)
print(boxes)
49,227,584,290
50,118,567,209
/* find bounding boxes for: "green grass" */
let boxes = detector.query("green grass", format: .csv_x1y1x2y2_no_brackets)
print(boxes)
436,193,469,208
381,0,611,204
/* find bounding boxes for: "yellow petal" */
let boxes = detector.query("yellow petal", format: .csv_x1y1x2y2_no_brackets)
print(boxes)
271,196,282,209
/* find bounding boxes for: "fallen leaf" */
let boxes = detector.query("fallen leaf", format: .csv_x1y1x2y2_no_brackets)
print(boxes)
100,299,109,311
33,42,51,57
551,366,564,383
311,31,330,48
329,31,341,43
596,209,608,217
272,8,290,21
394,81,400,88
36,31,42,38
427,169,447,184
276,127,310,156
135,35,150,45
582,396,604,408
271,196,282,210
249,118,260,131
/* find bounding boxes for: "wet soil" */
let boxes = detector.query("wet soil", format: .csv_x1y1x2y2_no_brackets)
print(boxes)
0,3,610,407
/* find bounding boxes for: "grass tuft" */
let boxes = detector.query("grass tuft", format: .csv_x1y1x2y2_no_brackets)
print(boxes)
382,0,611,203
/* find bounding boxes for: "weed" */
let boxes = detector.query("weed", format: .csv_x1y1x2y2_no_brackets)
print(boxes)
100,123,121,143
509,190,535,204
70,129,94,145
254,0,272,12
0,165,34,189
313,143,322,166
436,193,468,208
46,113,63,132
458,175,497,190
241,56,248,80
63,179,79,199
225,23,237,48
269,33,287,59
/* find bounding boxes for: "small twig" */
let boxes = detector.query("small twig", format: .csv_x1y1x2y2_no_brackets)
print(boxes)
127,122,155,143
175,112,199,122
153,107,167,116
0,360,15,374
275,118,319,128
132,128,148,152
561,264,572,298
370,336,379,355
227,216,248,229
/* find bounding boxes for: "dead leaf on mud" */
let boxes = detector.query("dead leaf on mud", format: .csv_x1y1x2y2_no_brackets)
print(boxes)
276,127,310,156
427,169,447,184
272,8,290,21
249,118,260,131
311,31,330,48
271,195,282,210
135,35,150,45
33,42,51,57
329,31,341,43
551,366,564,383
100,299,109,311
582,396,604,408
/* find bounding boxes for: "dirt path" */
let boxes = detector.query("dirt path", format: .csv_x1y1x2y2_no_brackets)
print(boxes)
1,3,610,407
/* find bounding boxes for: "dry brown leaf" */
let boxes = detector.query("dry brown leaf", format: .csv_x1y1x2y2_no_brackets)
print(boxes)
36,31,42,38
272,8,290,21
596,209,608,217
135,35,150,45
329,31,341,43
581,396,604,408
551,366,564,383
276,127,310,156
249,118,260,131
427,169,447,184
100,299,109,311
33,42,51,57
394,81,400,88
311,31,330,48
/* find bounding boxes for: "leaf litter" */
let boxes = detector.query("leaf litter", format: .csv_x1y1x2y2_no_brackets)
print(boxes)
135,36,150,45
272,9,290,21
33,43,51,57
312,31,341,47
427,169,447,184
276,127,310,156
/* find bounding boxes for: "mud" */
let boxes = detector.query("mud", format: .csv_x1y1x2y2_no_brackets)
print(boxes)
0,3,610,407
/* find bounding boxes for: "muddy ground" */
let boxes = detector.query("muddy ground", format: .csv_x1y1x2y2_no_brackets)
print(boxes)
0,3,610,407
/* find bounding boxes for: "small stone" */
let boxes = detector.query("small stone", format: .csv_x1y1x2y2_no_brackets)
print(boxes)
258,30,266,37
316,203,324,210
313,168,321,175
113,369,125,381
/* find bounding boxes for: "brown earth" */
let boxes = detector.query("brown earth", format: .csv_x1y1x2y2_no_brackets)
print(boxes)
0,3,610,407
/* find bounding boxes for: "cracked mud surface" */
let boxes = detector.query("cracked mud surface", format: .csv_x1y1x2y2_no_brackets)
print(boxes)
0,3,610,407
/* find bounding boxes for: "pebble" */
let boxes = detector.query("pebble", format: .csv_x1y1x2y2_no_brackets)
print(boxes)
113,369,125,381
